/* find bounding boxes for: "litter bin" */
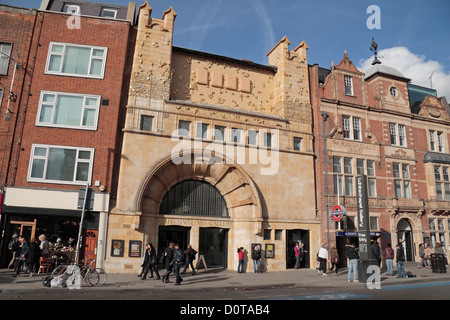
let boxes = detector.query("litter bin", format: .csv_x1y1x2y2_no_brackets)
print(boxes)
430,253,447,273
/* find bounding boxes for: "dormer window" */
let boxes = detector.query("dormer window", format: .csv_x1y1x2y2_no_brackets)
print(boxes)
100,8,117,18
62,4,80,14
344,76,353,95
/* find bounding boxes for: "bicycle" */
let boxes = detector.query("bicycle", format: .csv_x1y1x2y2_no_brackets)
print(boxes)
51,258,107,286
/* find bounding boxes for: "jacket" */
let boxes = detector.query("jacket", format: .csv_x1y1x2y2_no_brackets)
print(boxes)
26,242,40,264
173,249,185,265
162,246,174,269
251,249,261,260
345,245,359,260
294,246,301,257
396,248,405,262
383,247,395,259
142,247,157,267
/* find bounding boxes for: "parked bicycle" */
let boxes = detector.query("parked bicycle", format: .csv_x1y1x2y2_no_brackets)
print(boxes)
51,258,107,287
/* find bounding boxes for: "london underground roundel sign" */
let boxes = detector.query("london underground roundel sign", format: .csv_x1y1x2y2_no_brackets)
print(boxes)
331,205,346,222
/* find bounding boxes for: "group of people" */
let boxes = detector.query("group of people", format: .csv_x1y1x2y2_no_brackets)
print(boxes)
8,233,50,277
237,244,263,273
418,242,448,269
138,242,197,285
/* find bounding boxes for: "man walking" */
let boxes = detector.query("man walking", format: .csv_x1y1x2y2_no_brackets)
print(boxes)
345,241,359,282
14,236,33,277
161,242,174,283
181,244,197,275
173,243,184,285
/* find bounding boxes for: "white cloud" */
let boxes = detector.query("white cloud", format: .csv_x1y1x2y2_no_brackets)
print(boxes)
359,47,450,102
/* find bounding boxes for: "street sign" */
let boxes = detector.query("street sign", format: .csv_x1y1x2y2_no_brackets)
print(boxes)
331,205,346,222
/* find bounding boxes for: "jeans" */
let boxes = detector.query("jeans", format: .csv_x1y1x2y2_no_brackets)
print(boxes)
182,258,196,275
397,261,406,278
348,259,358,281
173,263,183,284
386,259,393,275
294,256,301,269
16,259,32,276
238,259,244,273
253,259,260,272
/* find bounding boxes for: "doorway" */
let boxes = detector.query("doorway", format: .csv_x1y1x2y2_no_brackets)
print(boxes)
199,227,228,268
157,226,190,264
286,229,310,269
397,218,414,262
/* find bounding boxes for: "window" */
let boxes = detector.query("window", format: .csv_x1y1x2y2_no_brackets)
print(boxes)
263,132,273,148
389,123,407,147
390,87,398,98
333,156,353,196
344,76,353,95
36,91,100,130
393,162,411,198
428,218,447,249
178,120,191,137
28,144,94,185
429,130,445,152
248,130,258,146
231,128,242,144
0,42,12,75
275,230,282,241
293,137,302,151
140,115,153,131
356,159,376,197
46,42,107,79
434,166,450,200
342,116,361,141
214,125,225,141
100,8,117,18
264,229,271,240
62,4,80,14
370,217,379,230
196,122,209,139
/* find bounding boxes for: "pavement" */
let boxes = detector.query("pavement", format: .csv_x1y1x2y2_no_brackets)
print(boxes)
0,262,449,294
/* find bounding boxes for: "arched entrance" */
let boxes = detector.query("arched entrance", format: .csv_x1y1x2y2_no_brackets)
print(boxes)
397,218,414,261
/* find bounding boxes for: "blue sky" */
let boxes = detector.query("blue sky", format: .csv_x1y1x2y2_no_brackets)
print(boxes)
3,0,450,99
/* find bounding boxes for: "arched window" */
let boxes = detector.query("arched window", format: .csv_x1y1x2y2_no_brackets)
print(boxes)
160,180,228,217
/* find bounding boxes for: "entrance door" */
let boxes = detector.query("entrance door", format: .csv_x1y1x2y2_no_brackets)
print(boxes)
199,227,228,268
157,226,190,264
286,229,310,269
82,230,98,267
397,218,414,262
9,219,37,240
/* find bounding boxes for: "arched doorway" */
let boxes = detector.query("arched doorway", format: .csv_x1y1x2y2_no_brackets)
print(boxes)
397,218,414,261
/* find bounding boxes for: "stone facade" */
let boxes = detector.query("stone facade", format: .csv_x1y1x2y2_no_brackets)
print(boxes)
105,2,318,273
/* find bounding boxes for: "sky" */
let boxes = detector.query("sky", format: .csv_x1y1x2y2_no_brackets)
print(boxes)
3,0,450,100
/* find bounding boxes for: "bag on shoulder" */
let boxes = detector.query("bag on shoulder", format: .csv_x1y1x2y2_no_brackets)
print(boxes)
191,249,197,260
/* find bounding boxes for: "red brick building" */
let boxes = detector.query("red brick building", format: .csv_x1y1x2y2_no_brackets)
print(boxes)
310,52,450,265
0,0,136,268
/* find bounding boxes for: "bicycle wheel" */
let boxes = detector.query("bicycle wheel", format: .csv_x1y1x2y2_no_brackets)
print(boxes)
95,268,107,286
51,265,67,277
85,268,100,286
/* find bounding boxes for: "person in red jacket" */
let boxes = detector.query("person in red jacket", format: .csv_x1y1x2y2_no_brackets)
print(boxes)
382,242,395,276
237,247,244,273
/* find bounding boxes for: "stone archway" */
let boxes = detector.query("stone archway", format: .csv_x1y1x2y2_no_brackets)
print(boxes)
134,150,263,234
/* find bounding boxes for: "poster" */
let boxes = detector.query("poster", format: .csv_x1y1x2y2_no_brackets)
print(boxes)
129,240,142,257
265,244,275,258
111,239,124,257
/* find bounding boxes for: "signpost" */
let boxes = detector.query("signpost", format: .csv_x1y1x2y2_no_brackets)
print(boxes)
331,205,346,222
356,175,378,282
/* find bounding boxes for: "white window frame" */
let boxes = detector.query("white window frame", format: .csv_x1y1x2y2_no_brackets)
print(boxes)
0,42,12,75
45,42,108,79
27,144,94,186
35,91,100,130
434,165,450,201
344,76,353,95
62,4,80,14
393,162,411,199
429,130,445,153
100,8,117,18
342,115,361,141
390,123,407,147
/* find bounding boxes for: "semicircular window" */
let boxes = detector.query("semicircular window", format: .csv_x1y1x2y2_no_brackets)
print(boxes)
160,180,228,217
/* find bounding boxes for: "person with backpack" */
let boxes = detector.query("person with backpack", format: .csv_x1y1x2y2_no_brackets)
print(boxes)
181,244,197,275
383,242,395,276
8,233,20,269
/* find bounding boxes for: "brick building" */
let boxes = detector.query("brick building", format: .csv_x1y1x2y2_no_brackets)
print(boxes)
0,0,135,268
309,51,450,265
105,2,318,273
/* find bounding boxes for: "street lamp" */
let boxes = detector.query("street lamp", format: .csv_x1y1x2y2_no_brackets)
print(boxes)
321,111,330,264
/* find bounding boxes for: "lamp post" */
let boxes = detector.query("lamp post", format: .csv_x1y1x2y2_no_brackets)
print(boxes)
321,111,330,263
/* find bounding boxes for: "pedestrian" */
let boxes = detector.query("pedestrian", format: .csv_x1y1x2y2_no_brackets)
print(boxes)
396,244,406,278
27,238,40,276
14,236,33,277
329,245,339,276
300,243,308,268
372,242,382,267
173,243,184,285
39,234,49,258
251,244,261,273
424,244,432,269
345,241,359,282
317,242,328,275
418,243,426,268
181,244,197,275
140,243,160,280
161,242,175,283
435,243,448,266
382,242,395,276
237,247,244,273
293,242,301,269
7,233,20,269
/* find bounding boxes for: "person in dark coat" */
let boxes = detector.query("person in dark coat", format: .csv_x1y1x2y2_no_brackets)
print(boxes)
15,236,32,277
181,244,197,275
173,243,185,285
27,238,40,275
161,242,175,283
140,243,160,280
